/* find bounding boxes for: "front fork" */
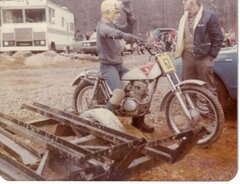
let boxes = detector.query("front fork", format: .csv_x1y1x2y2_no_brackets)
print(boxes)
166,73,195,121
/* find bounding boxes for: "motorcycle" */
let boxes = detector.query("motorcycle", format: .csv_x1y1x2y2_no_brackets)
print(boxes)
71,42,224,147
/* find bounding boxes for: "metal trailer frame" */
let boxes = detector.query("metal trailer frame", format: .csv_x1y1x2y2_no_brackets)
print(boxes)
0,102,207,181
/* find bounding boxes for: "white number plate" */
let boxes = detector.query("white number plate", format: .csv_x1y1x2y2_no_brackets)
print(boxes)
157,53,176,74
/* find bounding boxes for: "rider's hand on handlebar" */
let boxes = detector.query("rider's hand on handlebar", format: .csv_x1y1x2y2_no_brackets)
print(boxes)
135,38,145,45
123,33,140,44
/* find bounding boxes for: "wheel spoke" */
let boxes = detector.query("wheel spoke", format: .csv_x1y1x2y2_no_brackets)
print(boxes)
166,85,224,147
76,86,96,113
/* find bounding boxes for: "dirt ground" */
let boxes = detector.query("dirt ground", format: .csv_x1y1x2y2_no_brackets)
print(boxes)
0,53,238,181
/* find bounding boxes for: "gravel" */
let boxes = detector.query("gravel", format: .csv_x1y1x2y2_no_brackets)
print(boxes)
0,53,170,122
0,52,236,181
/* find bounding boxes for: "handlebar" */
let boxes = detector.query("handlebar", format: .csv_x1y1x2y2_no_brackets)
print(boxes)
135,39,162,56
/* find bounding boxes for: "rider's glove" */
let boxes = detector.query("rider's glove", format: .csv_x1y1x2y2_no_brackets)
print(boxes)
123,33,138,44
122,0,136,25
122,0,132,15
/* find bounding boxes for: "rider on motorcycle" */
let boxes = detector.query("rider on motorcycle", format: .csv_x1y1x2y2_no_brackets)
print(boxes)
96,0,154,133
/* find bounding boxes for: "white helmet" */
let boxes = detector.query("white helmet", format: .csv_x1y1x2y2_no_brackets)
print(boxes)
101,0,123,13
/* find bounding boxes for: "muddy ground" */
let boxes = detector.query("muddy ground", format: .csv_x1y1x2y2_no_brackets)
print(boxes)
0,53,238,181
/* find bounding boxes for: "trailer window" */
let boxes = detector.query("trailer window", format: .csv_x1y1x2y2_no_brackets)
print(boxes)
48,8,55,24
25,9,46,23
61,17,65,27
3,9,23,23
70,23,74,32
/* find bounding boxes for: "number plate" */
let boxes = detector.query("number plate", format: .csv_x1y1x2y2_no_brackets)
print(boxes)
157,53,176,74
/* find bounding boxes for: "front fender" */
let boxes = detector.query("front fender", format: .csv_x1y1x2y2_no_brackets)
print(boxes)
159,79,206,112
71,70,98,86
175,79,206,88
80,108,125,132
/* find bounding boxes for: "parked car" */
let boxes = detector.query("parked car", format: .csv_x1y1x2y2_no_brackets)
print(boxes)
71,35,87,53
80,32,98,56
79,33,134,56
175,46,238,110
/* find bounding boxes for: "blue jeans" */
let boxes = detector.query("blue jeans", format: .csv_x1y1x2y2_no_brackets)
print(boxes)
100,63,129,90
100,63,149,127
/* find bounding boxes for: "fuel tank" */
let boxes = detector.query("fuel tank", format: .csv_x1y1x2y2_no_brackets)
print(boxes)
122,62,161,80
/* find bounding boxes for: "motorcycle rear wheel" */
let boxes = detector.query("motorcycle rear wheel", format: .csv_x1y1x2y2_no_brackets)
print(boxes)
73,81,107,114
73,82,94,114
165,85,225,148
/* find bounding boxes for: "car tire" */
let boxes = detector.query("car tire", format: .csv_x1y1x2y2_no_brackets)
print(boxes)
214,75,229,111
50,42,56,51
65,46,70,54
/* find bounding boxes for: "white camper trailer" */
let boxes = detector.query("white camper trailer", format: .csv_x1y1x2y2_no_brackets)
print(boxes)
0,0,74,53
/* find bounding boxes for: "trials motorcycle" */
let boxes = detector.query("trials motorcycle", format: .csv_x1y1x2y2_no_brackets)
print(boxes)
71,42,224,147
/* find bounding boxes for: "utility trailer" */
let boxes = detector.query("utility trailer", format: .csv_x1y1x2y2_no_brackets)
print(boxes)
0,102,207,181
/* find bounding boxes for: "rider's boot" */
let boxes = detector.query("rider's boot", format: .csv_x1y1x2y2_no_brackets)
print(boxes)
105,89,125,114
132,116,154,133
105,102,120,114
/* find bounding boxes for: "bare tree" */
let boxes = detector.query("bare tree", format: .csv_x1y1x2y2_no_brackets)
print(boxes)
52,0,237,34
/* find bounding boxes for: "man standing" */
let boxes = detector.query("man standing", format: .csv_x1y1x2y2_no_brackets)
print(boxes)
75,29,86,41
96,0,154,132
175,0,224,97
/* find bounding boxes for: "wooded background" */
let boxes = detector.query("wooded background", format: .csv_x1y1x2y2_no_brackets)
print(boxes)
52,0,238,35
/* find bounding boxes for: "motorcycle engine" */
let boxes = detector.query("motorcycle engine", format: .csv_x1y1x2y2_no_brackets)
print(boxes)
122,81,150,113
131,81,148,101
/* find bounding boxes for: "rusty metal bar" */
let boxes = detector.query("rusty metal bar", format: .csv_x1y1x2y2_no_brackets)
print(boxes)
70,135,96,145
0,127,41,158
30,102,136,140
36,151,49,175
21,103,133,143
21,103,206,164
0,100,208,181
0,111,155,180
79,139,148,181
0,112,98,170
27,118,59,127
0,112,92,155
79,145,110,151
0,151,46,181
108,138,147,180
143,127,208,163
147,128,199,147
143,147,173,163
48,137,147,166
0,131,40,165
170,127,207,163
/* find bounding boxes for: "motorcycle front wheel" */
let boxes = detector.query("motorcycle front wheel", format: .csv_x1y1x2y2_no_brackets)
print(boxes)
165,85,225,148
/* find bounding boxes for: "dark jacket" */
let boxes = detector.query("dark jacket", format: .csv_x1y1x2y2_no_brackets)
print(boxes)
193,9,224,59
175,7,224,60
